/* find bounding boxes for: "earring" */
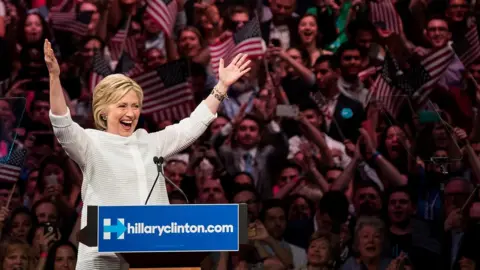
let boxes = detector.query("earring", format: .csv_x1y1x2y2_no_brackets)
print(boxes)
101,115,107,121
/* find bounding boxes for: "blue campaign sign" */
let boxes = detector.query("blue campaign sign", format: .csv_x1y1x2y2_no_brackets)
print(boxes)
97,204,239,253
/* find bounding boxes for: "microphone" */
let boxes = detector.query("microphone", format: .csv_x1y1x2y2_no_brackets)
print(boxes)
144,156,190,205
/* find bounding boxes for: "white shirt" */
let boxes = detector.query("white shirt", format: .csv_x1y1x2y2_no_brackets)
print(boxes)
49,101,216,270
320,94,339,133
337,77,370,108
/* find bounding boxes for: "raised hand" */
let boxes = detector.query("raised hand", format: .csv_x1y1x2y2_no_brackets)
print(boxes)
44,39,60,76
248,220,270,241
218,53,251,88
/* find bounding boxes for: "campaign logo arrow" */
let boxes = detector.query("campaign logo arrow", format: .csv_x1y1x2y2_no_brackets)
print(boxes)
104,219,127,239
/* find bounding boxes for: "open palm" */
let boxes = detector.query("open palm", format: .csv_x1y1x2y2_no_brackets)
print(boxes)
218,53,251,87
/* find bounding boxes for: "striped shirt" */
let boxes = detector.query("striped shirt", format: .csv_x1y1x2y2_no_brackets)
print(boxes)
49,101,216,270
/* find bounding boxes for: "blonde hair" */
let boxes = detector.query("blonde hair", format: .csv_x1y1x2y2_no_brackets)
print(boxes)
353,216,385,253
0,239,33,270
92,74,144,130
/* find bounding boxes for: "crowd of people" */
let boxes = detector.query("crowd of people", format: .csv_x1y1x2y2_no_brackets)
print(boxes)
1,0,480,269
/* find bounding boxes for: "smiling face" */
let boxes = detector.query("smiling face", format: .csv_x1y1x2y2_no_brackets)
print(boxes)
425,19,451,49
357,225,382,260
105,91,141,137
178,29,202,57
24,14,43,43
298,15,318,45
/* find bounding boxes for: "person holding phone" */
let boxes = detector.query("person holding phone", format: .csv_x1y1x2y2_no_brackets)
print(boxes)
44,38,251,270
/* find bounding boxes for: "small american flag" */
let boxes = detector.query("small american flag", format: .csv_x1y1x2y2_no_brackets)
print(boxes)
146,0,177,37
409,45,455,106
0,148,26,182
130,59,195,121
369,0,403,34
89,51,113,93
50,10,93,37
108,25,140,61
209,17,264,77
369,51,407,117
452,17,480,67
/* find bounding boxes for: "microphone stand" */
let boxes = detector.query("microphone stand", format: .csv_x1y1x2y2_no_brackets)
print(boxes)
144,157,190,205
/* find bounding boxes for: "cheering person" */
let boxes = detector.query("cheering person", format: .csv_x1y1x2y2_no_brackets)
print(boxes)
44,39,251,270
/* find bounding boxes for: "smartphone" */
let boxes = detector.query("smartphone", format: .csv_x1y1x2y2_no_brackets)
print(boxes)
271,38,281,47
43,223,56,236
45,175,59,186
276,104,299,118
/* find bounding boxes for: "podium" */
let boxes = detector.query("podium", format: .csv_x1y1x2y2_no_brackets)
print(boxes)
78,204,248,269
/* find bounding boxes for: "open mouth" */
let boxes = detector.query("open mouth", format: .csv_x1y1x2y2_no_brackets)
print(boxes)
302,30,314,37
120,120,133,130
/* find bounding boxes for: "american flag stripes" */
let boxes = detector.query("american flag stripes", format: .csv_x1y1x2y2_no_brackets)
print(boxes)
0,148,26,182
369,51,407,117
108,24,140,61
146,0,177,37
50,0,73,12
453,17,480,67
209,18,264,77
50,11,92,37
369,0,403,34
131,59,195,121
409,45,455,106
89,51,113,93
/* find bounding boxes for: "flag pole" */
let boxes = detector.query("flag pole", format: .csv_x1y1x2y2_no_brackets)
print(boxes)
5,181,17,210
253,10,284,102
115,14,133,71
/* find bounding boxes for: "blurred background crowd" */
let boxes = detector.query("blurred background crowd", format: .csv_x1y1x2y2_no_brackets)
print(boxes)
1,0,480,269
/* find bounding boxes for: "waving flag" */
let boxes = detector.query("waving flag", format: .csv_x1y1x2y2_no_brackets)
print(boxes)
408,46,455,106
209,17,264,77
131,59,195,121
453,17,480,67
368,50,408,117
108,23,141,61
369,0,403,34
146,0,177,37
0,148,26,182
89,51,113,93
50,11,93,37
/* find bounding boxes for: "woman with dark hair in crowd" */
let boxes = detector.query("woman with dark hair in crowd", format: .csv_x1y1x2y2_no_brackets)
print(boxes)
17,12,50,48
44,241,77,270
3,207,33,242
297,14,333,66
